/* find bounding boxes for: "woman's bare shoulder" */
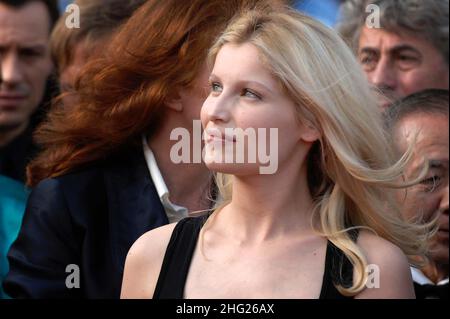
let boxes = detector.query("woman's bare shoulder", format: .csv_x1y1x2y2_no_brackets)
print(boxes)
355,230,415,299
131,223,178,257
120,223,177,299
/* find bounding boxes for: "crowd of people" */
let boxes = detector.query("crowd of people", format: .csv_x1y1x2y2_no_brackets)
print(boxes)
0,0,448,299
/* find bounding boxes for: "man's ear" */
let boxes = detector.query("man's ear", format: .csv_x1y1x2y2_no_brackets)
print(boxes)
165,90,183,112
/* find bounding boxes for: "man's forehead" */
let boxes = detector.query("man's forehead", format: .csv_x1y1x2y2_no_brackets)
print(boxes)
359,26,426,51
395,114,449,167
0,2,51,42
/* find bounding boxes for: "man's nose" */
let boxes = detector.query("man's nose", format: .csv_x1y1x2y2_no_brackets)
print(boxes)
369,57,397,93
1,52,24,87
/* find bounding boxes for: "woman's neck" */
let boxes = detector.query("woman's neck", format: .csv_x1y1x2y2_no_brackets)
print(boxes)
220,159,315,243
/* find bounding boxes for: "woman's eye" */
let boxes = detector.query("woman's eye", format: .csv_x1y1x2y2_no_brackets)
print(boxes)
242,89,261,100
210,82,222,93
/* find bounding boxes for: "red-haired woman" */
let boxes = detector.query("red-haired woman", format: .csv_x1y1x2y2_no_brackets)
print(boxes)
4,0,282,299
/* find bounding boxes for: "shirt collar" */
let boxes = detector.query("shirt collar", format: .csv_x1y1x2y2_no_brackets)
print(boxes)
411,267,450,286
142,135,169,200
142,135,188,223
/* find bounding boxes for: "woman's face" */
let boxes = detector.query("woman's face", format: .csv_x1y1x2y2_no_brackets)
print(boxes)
201,43,318,176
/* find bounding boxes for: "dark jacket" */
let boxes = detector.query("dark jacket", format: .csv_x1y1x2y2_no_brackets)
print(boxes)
0,124,36,183
3,147,169,298
0,79,56,183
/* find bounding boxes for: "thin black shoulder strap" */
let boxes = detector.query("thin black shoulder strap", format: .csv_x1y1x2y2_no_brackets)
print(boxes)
153,216,206,299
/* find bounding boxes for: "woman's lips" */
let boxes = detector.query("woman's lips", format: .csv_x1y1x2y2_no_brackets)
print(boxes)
206,134,236,144
205,128,236,144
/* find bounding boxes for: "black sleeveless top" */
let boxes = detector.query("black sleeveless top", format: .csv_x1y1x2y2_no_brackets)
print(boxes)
154,216,358,299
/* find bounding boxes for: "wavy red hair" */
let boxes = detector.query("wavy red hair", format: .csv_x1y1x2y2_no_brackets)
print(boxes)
27,0,284,186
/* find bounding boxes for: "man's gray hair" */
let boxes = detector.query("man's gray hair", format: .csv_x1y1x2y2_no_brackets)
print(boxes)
337,0,449,63
384,89,449,132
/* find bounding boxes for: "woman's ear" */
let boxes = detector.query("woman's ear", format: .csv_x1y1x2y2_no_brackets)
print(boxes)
299,122,320,143
165,90,183,112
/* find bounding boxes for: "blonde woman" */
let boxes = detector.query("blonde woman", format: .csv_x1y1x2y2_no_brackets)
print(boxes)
121,8,429,299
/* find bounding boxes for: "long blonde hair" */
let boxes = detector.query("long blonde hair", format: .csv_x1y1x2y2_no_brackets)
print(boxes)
205,8,431,296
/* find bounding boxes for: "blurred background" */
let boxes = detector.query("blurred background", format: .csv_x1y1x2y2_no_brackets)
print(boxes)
57,0,343,28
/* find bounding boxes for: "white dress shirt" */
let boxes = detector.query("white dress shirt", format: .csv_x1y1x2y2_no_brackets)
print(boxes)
142,136,189,223
410,266,449,286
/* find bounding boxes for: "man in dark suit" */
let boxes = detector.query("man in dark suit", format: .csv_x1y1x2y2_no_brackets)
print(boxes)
0,0,58,299
386,89,449,299
0,0,58,183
